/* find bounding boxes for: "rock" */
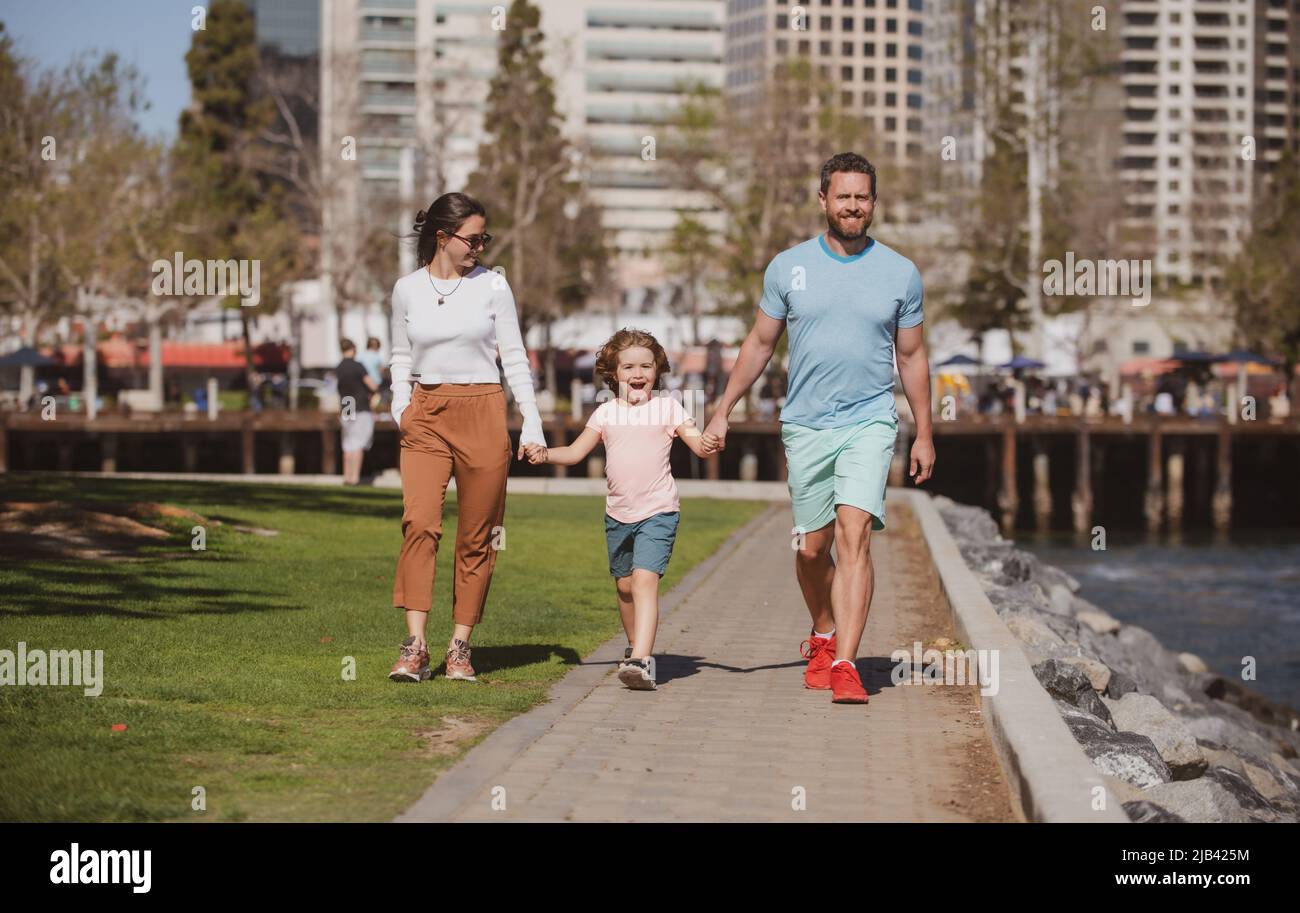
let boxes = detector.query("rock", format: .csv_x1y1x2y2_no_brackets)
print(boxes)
1116,625,1183,676
1105,670,1139,700
1104,693,1207,781
1197,742,1247,776
1035,660,1113,724
1243,762,1288,801
1184,715,1280,763
1076,608,1121,636
1268,751,1300,781
1160,683,1196,712
1123,800,1187,823
1006,613,1066,652
1055,700,1171,788
1141,779,1253,823
938,501,1000,542
1061,657,1112,693
1177,652,1209,675
1202,674,1300,733
988,580,1052,615
1203,766,1282,821
1048,584,1075,617
1102,773,1147,806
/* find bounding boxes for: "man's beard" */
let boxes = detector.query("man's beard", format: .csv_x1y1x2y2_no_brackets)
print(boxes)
827,212,870,241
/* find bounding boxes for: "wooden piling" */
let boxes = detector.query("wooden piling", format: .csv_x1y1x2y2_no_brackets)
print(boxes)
240,416,255,474
1144,419,1163,533
100,434,117,474
1072,422,1092,534
1166,440,1184,532
998,422,1018,534
1032,442,1051,533
320,426,336,476
278,432,295,475
1213,423,1232,531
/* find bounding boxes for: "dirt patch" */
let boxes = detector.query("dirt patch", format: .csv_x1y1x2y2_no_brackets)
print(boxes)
888,500,1020,823
0,500,274,561
414,716,493,758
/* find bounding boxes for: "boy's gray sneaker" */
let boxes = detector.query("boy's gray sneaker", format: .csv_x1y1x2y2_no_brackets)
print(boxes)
618,656,656,691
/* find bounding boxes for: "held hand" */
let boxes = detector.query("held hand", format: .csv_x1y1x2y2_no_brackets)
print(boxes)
909,436,936,485
702,412,729,453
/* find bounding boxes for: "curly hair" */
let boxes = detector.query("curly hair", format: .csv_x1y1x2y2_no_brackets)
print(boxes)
594,328,672,393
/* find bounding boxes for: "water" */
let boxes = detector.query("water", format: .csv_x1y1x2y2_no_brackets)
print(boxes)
1023,530,1300,711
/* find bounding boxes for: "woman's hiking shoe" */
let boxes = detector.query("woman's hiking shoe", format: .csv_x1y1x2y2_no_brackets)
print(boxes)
389,636,431,683
445,638,478,682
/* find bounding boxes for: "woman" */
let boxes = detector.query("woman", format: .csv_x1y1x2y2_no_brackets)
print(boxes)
387,192,547,683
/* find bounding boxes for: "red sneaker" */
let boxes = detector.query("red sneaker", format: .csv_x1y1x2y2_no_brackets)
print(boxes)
830,661,869,704
799,632,837,690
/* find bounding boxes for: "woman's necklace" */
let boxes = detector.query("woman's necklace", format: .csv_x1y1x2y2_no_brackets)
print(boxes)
426,265,465,306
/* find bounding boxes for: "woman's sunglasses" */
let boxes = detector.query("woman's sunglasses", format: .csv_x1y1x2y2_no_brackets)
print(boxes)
449,231,492,250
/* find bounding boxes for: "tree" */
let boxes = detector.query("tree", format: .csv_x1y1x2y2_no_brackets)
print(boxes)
0,22,78,406
1224,151,1300,398
174,0,301,398
0,24,172,410
466,0,611,397
663,58,868,324
660,211,715,346
942,0,1118,358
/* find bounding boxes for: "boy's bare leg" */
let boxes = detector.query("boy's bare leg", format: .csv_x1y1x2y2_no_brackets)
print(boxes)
794,521,836,633
628,568,661,658
829,504,874,661
615,575,635,647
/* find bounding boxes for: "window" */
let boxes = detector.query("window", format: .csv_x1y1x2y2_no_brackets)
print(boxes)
1132,340,1151,355
842,41,855,55
886,66,897,81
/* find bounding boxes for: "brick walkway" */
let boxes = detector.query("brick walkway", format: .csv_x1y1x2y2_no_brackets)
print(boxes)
401,501,1016,822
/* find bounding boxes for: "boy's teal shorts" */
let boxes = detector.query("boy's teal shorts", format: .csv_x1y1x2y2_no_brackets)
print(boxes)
605,510,679,578
781,417,898,533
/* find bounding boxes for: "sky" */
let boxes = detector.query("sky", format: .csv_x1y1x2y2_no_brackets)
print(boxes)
0,0,195,139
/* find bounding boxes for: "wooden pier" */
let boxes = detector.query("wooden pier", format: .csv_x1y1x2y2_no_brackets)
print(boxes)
2,411,1297,532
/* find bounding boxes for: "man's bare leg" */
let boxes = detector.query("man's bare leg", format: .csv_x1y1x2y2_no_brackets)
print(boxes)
829,504,874,660
794,521,836,633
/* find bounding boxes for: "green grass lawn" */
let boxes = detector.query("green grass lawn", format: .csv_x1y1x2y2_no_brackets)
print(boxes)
0,475,765,822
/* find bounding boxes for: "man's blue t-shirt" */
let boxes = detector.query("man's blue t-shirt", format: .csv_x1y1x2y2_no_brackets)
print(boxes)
758,233,923,429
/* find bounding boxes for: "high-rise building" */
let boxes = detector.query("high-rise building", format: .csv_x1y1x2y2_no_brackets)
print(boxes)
1119,0,1257,286
1253,0,1300,174
724,0,933,167
318,1,726,310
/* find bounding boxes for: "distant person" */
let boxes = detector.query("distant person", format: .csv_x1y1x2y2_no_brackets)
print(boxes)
524,329,717,690
359,336,383,384
336,338,378,485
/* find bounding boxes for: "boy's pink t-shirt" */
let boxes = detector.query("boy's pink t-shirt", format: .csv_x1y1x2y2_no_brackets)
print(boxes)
586,394,692,523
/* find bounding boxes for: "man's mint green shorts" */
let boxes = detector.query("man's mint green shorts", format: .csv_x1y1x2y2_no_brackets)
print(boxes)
781,417,898,533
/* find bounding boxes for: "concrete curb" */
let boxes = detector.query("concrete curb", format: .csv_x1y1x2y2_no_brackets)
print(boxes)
898,488,1128,823
395,501,785,823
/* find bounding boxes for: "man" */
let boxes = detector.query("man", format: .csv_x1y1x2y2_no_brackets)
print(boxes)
702,152,935,704
337,338,379,485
